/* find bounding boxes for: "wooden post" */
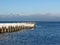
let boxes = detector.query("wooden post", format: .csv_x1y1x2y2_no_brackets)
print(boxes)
8,26,11,32
11,26,14,32
3,27,6,33
0,28,2,33
1,27,3,33
15,26,18,31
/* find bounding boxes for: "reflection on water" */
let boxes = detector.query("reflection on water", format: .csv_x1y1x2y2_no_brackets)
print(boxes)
0,33,9,40
0,30,22,40
0,29,36,45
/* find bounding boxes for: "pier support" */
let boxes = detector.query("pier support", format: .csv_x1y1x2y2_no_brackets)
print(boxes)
0,23,36,33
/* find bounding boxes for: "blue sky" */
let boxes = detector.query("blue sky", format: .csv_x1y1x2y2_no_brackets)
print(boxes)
0,0,60,15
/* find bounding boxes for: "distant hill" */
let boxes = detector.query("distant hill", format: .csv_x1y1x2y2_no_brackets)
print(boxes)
0,14,60,21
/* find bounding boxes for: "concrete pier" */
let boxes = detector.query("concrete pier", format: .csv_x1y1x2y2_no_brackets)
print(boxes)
0,22,36,33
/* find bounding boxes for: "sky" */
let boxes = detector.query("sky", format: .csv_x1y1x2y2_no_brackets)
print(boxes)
0,0,60,15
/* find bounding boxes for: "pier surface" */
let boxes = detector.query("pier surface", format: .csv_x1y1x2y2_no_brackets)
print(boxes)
0,23,36,33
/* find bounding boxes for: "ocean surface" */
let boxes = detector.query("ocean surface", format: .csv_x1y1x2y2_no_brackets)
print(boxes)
0,21,60,45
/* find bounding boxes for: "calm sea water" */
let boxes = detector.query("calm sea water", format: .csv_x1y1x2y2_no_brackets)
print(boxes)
0,21,60,45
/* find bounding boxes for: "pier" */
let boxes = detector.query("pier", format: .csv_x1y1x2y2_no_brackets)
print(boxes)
0,22,36,33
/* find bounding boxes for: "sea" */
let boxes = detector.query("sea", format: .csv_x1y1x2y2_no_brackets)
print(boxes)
0,21,60,45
